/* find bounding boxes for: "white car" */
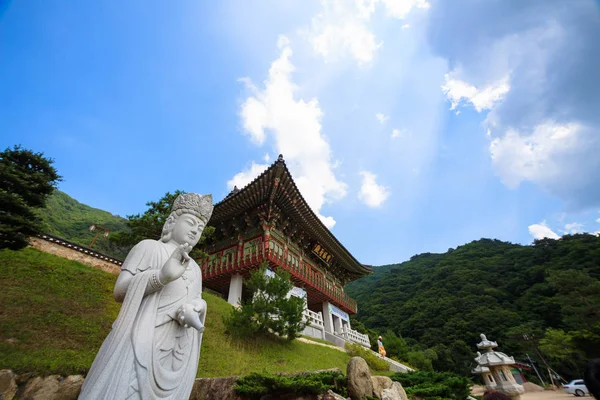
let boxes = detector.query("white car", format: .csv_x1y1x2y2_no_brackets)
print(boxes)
563,379,589,396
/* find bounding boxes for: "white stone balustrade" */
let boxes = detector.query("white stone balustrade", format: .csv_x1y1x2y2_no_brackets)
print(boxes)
303,309,324,328
341,325,370,348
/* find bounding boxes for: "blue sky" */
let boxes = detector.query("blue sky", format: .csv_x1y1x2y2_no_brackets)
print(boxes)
2,0,600,265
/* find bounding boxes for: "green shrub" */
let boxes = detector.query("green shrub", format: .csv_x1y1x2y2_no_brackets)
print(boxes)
234,370,346,399
390,370,471,400
224,263,308,341
344,342,389,372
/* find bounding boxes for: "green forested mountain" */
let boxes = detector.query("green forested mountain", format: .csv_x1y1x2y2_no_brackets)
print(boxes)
37,190,130,259
346,236,600,380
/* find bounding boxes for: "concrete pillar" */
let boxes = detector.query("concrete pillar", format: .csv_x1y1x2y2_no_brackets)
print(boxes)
228,274,243,306
322,301,334,334
333,315,343,334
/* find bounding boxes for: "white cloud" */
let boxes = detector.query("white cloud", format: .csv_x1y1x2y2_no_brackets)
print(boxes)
563,222,584,234
391,128,410,139
402,24,411,29
227,161,269,190
490,121,582,189
442,73,510,112
358,170,390,207
379,0,430,19
263,153,271,163
307,0,429,65
236,37,347,229
528,221,560,240
376,112,389,124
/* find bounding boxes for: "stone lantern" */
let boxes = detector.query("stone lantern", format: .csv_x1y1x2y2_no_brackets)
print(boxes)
472,358,497,390
473,334,524,399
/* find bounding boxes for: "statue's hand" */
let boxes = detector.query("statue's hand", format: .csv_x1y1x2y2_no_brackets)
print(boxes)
176,303,205,332
159,243,192,284
190,298,207,317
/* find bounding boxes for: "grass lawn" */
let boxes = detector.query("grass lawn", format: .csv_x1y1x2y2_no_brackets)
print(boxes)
0,248,351,377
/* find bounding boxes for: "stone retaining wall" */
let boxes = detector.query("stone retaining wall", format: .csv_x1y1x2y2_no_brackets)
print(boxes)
29,234,123,275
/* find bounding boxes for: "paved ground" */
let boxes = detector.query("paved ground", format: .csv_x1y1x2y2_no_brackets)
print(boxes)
521,391,579,399
472,385,580,399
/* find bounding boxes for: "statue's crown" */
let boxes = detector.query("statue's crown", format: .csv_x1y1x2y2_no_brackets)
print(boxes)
172,193,214,223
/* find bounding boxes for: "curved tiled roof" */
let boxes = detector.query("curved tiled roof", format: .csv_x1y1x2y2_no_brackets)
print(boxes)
209,155,372,278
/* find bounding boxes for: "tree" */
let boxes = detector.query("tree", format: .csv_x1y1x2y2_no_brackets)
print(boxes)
547,269,600,331
382,330,409,360
0,145,61,250
110,190,215,258
224,262,309,340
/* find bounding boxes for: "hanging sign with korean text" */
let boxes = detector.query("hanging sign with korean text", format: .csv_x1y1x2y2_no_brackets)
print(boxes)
312,243,333,265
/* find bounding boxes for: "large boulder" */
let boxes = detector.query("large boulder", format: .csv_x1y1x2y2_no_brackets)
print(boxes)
190,376,241,400
347,357,373,400
371,376,393,399
381,382,408,400
0,370,17,400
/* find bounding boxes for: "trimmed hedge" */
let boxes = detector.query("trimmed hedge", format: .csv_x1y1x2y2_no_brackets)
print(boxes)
234,370,347,399
390,370,472,400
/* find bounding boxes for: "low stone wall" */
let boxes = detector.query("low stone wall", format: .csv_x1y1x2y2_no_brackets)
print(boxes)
29,235,123,275
0,371,350,400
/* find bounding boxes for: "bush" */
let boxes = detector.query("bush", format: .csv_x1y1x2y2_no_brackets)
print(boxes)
390,370,472,400
224,263,308,340
345,342,389,372
234,370,346,399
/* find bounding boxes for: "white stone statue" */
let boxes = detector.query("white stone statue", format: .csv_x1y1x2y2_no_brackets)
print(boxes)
79,193,213,400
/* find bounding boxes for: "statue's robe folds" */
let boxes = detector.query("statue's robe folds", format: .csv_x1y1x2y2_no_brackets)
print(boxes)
79,240,205,400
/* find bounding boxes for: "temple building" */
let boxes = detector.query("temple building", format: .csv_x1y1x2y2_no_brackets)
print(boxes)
201,155,372,348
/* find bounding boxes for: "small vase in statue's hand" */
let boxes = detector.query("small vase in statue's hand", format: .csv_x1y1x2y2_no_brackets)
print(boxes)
176,303,205,332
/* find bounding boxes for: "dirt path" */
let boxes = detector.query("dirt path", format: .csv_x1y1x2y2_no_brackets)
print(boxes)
296,337,346,352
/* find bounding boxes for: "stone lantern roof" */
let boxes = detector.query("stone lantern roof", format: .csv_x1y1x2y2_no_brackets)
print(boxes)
472,362,491,374
474,334,516,367
477,333,498,351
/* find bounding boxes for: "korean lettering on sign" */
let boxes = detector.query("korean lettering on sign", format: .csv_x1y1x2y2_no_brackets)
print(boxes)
312,243,333,265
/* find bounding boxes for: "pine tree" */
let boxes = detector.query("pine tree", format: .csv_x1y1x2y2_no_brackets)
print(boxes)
225,262,309,340
0,145,61,250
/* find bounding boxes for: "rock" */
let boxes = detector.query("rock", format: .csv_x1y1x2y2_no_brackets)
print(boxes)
371,376,393,399
19,375,61,400
189,376,242,400
347,357,373,400
320,390,348,400
15,373,34,386
59,376,84,399
381,382,408,400
0,370,17,400
18,375,83,400
260,394,319,400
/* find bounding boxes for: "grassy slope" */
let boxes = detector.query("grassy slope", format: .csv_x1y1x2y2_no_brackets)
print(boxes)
38,190,130,259
0,248,350,377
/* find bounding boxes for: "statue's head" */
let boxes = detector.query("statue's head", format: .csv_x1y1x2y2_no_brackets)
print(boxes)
161,193,214,247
